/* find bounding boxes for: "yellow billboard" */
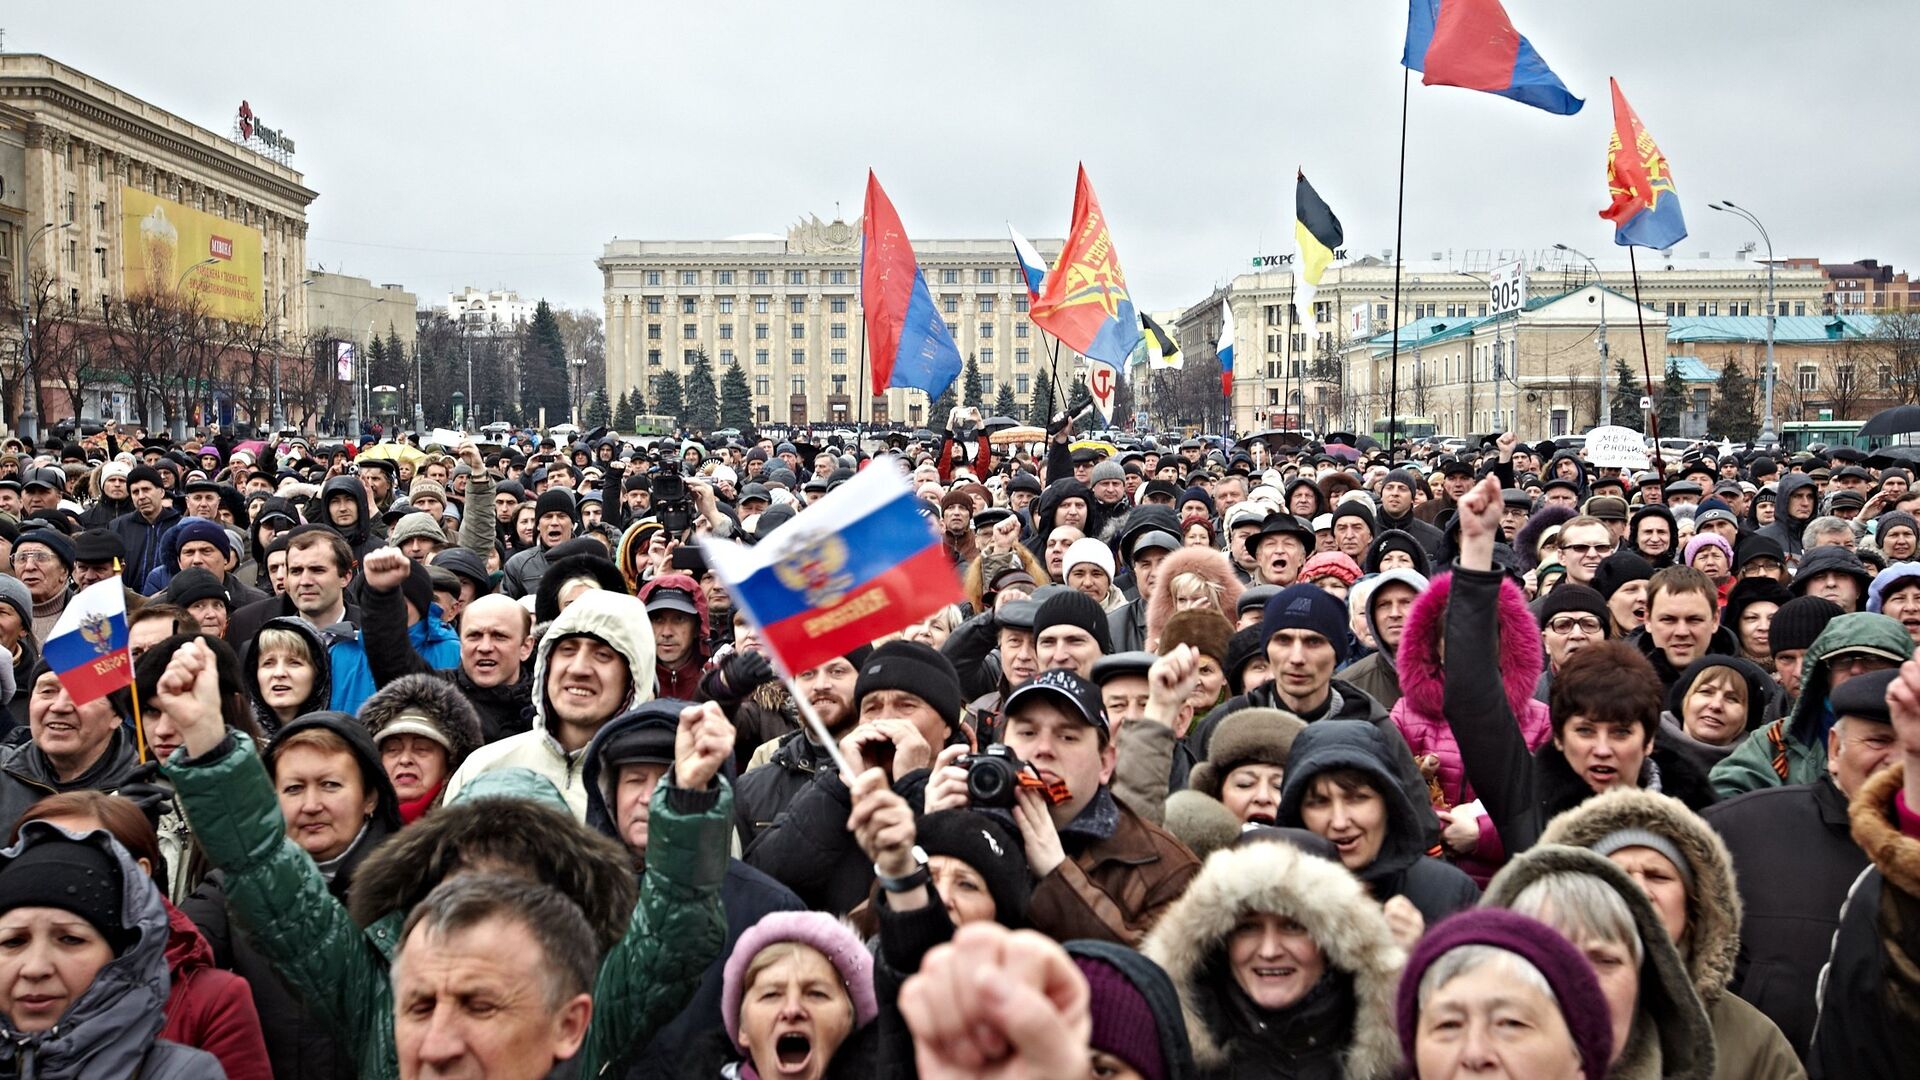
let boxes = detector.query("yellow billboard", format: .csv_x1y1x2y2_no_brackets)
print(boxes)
121,187,264,324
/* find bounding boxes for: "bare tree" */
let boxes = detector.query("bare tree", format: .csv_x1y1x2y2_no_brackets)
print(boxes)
101,291,184,429
4,268,97,426
553,308,606,392
1865,310,1920,405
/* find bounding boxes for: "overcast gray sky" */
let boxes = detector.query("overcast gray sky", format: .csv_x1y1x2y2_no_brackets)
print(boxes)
15,1,1918,315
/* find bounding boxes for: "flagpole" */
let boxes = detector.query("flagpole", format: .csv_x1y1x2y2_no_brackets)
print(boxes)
1387,66,1410,452
856,320,868,447
1628,246,1666,480
110,560,147,765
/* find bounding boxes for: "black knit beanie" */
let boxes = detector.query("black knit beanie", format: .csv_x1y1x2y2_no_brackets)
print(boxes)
534,488,578,523
0,831,129,954
1033,590,1115,654
853,641,962,731
1591,550,1655,602
916,810,1031,927
1768,596,1844,657
1537,583,1610,635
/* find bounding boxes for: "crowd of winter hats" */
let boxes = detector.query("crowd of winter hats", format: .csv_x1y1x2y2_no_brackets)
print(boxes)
0,414,1914,1078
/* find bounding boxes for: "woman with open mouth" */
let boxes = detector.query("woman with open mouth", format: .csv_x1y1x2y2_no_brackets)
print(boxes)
1143,836,1407,1080
709,911,878,1080
358,673,483,825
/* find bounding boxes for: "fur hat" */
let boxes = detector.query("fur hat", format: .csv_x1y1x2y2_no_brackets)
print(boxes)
1158,609,1233,668
359,673,485,771
1163,790,1246,863
1188,708,1308,798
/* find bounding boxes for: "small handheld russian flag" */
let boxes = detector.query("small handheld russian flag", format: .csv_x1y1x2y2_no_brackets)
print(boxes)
698,463,963,679
44,579,132,706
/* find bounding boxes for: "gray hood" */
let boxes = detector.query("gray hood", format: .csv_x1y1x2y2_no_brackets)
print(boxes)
531,588,657,731
0,822,177,1078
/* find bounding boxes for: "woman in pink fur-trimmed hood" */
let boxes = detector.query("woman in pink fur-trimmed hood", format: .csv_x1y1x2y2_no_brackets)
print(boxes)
1390,569,1553,885
1143,545,1244,651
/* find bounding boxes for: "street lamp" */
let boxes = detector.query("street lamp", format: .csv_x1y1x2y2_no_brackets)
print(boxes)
572,355,586,426
1710,200,1777,446
18,220,75,442
1554,244,1611,426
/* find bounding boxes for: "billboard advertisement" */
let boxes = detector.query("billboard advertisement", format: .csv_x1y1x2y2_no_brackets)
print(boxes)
334,341,356,382
121,187,264,324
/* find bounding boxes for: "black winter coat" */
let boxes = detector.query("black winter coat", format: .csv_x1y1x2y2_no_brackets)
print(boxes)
744,765,936,915
1702,776,1867,1059
733,730,834,846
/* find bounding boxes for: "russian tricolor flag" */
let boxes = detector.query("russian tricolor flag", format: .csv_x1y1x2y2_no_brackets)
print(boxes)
1008,224,1049,303
1217,299,1236,398
699,463,963,677
1403,0,1583,116
44,579,132,706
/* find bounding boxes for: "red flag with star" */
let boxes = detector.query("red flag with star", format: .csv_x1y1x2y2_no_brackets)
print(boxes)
1028,165,1142,368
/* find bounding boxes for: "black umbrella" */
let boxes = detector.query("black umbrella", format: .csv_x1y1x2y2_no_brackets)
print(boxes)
982,415,1021,432
1868,444,1920,469
1859,405,1920,438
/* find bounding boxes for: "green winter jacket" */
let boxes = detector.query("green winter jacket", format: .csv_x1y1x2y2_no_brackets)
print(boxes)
166,733,731,1080
1709,611,1912,799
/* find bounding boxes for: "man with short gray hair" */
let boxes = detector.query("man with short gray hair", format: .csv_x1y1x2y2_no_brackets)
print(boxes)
393,873,597,1080
1802,515,1856,553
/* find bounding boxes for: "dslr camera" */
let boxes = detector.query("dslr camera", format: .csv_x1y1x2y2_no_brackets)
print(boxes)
652,460,692,534
960,744,1032,809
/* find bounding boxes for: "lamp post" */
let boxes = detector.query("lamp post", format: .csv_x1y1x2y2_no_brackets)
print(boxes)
18,221,75,442
339,296,385,440
1710,200,1777,445
572,355,586,426
1555,244,1610,427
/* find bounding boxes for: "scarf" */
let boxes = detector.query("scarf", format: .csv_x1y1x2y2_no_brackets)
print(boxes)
398,779,447,825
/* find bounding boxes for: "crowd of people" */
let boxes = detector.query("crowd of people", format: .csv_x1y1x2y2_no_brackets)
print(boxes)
0,407,1913,1078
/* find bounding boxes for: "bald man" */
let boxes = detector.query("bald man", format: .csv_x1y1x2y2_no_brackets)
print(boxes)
362,552,535,743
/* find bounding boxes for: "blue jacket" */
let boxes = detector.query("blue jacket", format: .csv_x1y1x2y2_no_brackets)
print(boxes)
329,606,460,715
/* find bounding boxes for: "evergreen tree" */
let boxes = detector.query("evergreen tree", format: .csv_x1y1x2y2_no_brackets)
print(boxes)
963,353,982,408
1655,359,1686,435
1709,355,1759,442
1028,367,1056,424
994,383,1018,417
521,300,570,423
1611,358,1644,432
612,387,636,431
720,360,753,430
682,348,718,432
652,371,684,426
630,376,647,417
585,388,611,428
932,378,959,421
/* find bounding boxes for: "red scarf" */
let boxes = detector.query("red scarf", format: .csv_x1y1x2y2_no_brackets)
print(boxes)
398,779,447,825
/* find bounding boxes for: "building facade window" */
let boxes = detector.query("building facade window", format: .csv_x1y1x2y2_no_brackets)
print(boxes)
648,349,662,366
978,269,996,285
831,348,847,365
830,323,847,339
1016,348,1030,365
647,324,662,340
1015,296,1029,313
753,270,770,285
683,323,697,339
790,296,806,314
719,349,735,365
828,270,849,285
645,297,662,314
1798,365,1818,392
719,297,734,314
645,271,662,286
788,270,807,285
756,376,770,395
718,324,734,340
1016,374,1030,394
943,295,959,314
830,296,847,314
716,270,734,286
682,297,697,314
792,349,806,366
1014,323,1028,338
978,295,995,313
755,324,769,340
791,323,805,340
679,270,697,286
980,347,993,366
941,269,959,285
756,349,770,365
979,323,993,338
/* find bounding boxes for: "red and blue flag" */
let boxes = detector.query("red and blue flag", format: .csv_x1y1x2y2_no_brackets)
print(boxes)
861,171,963,398
1029,166,1142,369
44,579,132,705
699,463,963,676
1403,0,1583,116
1600,78,1688,251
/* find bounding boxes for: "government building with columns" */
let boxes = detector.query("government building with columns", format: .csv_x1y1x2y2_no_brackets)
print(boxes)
599,216,1066,429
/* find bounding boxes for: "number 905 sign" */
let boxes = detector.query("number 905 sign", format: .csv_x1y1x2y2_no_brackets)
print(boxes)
1489,260,1527,316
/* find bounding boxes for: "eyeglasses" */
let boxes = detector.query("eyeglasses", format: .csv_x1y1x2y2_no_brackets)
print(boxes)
10,551,55,567
1546,615,1603,635
1560,543,1611,557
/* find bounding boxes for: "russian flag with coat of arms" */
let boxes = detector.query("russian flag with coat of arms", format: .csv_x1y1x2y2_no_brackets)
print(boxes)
44,579,132,705
699,463,963,676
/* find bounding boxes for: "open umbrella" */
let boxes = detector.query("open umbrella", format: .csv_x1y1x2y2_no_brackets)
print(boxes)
357,442,427,467
989,425,1046,446
982,415,1022,432
1859,405,1920,438
1868,444,1920,469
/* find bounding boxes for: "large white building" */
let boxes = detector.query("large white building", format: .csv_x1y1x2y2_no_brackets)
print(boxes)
446,286,533,335
599,215,1065,428
1174,248,1829,434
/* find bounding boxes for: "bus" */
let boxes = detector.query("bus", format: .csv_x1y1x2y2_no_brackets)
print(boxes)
1778,420,1868,453
631,414,678,438
1372,415,1438,442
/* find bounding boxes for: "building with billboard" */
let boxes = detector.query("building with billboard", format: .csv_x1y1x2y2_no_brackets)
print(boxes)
600,216,1066,429
0,53,317,429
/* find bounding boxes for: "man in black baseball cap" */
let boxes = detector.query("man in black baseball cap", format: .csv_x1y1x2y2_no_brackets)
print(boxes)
928,667,1201,944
